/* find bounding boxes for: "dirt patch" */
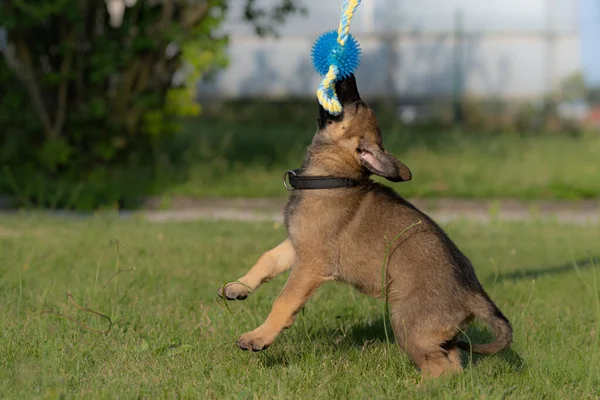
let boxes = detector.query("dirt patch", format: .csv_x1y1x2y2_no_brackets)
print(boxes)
142,197,600,225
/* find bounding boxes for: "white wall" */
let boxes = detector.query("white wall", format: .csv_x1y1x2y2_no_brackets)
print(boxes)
199,0,582,99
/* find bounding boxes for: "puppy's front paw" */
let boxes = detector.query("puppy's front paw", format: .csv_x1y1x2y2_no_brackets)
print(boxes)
218,282,252,300
236,329,274,352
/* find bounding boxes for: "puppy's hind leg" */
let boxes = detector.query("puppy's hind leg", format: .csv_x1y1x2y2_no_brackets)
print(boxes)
219,239,295,300
389,302,463,379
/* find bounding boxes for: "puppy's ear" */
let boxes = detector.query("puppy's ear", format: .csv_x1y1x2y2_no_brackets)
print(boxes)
360,149,412,182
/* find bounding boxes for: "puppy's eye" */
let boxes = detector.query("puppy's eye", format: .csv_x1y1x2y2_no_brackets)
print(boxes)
327,120,333,125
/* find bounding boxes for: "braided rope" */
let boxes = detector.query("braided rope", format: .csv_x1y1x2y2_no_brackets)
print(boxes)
317,65,343,115
317,0,361,115
337,0,361,46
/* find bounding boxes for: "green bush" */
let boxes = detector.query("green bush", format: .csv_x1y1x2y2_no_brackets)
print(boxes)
0,0,301,209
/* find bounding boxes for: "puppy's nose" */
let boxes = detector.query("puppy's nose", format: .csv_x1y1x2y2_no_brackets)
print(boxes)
335,74,361,106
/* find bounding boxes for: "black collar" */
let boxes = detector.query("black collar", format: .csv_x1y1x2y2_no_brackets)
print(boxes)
283,169,364,191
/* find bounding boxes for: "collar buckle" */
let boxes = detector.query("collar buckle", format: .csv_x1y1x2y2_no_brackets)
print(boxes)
283,169,298,191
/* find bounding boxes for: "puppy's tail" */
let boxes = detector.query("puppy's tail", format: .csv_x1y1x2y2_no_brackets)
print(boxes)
457,292,512,355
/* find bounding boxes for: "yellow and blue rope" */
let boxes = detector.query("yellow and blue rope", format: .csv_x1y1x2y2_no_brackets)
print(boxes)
312,0,362,115
337,0,361,46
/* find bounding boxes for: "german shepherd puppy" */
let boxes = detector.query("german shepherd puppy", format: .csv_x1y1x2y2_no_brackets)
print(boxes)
219,75,512,378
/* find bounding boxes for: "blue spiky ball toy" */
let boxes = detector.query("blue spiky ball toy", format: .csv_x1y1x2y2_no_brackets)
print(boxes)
311,30,361,78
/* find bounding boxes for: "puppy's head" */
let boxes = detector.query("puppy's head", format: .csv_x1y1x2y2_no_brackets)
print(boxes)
308,74,411,182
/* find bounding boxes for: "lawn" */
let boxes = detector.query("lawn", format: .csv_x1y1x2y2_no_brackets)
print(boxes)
1,213,599,398
3,107,599,210
160,112,600,201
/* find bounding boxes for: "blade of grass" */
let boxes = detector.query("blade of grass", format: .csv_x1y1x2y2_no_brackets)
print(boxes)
380,220,422,352
112,239,120,294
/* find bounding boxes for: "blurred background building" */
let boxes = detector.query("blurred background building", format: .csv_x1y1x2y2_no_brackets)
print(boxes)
199,0,595,103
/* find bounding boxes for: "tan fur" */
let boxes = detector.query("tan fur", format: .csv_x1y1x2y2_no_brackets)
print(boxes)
219,75,512,378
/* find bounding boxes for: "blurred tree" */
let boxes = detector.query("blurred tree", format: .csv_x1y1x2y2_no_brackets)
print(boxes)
558,72,587,102
0,0,303,209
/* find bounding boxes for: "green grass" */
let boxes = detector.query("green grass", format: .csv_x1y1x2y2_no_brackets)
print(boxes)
3,107,599,210
1,214,599,398
160,113,600,200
